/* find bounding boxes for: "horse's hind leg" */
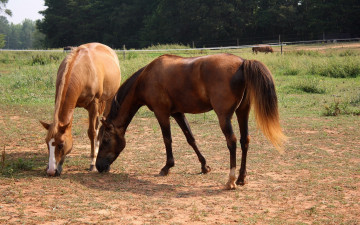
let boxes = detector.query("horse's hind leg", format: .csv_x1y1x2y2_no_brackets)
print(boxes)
86,100,100,172
172,112,211,174
235,102,251,185
217,114,237,189
155,112,175,176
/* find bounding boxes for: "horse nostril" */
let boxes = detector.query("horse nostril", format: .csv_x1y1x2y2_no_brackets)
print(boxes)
96,162,110,173
96,156,112,173
47,169,56,176
47,168,61,176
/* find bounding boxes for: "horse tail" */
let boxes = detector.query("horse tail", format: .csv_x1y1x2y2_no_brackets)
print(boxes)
53,47,82,126
242,59,286,153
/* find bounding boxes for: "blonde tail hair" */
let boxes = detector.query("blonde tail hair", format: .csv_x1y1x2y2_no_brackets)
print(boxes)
243,60,287,153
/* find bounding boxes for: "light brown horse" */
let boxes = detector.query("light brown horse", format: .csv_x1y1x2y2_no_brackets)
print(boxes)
252,46,274,54
40,43,121,176
96,53,286,189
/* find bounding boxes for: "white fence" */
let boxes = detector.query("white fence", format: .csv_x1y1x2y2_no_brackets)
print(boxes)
1,37,359,53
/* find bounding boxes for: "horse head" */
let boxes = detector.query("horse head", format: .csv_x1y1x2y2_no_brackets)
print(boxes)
96,118,125,173
40,121,73,176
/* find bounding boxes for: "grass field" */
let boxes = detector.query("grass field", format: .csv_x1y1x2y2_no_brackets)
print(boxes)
0,42,359,224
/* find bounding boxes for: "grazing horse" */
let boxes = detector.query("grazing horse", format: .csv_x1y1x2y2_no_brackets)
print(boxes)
252,46,274,54
96,53,286,189
40,43,121,176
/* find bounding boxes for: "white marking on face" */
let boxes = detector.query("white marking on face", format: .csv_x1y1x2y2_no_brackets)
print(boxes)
47,138,57,175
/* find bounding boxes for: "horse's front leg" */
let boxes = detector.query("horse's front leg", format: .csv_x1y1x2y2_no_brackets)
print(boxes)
87,101,100,172
155,113,174,176
172,112,211,174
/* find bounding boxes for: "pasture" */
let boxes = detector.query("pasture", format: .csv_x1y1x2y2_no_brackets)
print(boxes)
0,43,359,224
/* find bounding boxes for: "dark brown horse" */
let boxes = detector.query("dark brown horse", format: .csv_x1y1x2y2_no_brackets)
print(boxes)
96,53,286,189
40,43,121,176
252,46,274,54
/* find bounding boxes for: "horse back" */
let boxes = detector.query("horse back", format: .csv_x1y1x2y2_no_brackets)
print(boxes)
58,43,121,108
137,54,244,114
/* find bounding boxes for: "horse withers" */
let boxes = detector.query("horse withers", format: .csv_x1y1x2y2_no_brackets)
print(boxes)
96,53,286,189
40,43,121,176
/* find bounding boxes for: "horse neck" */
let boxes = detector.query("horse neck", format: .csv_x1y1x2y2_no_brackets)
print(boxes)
54,75,80,127
53,48,81,127
112,91,142,132
57,100,76,126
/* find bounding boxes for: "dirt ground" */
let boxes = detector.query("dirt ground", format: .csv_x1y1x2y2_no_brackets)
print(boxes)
0,106,359,224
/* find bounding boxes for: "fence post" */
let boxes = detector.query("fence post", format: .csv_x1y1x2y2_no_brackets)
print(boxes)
281,42,283,55
279,34,281,45
123,45,126,60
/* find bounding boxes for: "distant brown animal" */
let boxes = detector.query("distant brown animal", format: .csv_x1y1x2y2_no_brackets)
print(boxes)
96,53,286,190
63,46,74,52
252,46,274,54
40,43,121,176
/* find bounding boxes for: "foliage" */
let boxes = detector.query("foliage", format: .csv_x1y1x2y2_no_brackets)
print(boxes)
310,58,360,78
30,54,61,65
321,98,358,116
1,157,35,177
292,77,326,94
143,44,190,50
0,16,46,49
0,0,11,16
36,0,360,48
0,33,5,48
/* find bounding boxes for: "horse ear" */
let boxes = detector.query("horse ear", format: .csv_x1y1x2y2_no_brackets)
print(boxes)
40,121,50,130
58,123,70,134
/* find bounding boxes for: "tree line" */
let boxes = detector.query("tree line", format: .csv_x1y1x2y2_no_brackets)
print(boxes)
2,0,360,49
0,17,45,49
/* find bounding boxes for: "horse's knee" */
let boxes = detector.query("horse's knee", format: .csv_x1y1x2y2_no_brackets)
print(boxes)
240,136,250,150
226,134,237,150
88,129,96,140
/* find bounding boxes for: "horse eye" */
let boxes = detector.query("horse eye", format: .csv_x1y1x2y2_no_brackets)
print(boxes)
58,143,64,150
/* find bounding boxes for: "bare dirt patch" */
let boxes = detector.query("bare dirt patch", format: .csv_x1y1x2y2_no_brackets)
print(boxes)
1,108,359,224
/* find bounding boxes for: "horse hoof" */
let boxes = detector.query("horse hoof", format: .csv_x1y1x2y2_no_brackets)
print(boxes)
159,169,169,176
236,180,246,186
225,182,237,190
202,165,211,174
89,165,97,172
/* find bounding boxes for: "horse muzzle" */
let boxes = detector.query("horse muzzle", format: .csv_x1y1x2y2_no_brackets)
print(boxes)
46,163,63,176
95,157,111,173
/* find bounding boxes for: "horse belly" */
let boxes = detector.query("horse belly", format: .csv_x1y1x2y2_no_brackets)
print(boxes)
76,92,95,108
170,93,212,114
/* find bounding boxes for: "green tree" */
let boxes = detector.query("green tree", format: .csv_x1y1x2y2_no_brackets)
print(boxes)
0,0,12,16
20,19,36,48
1,16,43,49
35,0,360,48
0,33,5,48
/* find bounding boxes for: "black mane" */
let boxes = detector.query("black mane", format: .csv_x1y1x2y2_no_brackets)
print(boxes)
107,66,145,121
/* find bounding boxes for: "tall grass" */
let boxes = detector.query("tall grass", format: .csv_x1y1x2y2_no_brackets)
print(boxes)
0,45,359,117
310,57,360,78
